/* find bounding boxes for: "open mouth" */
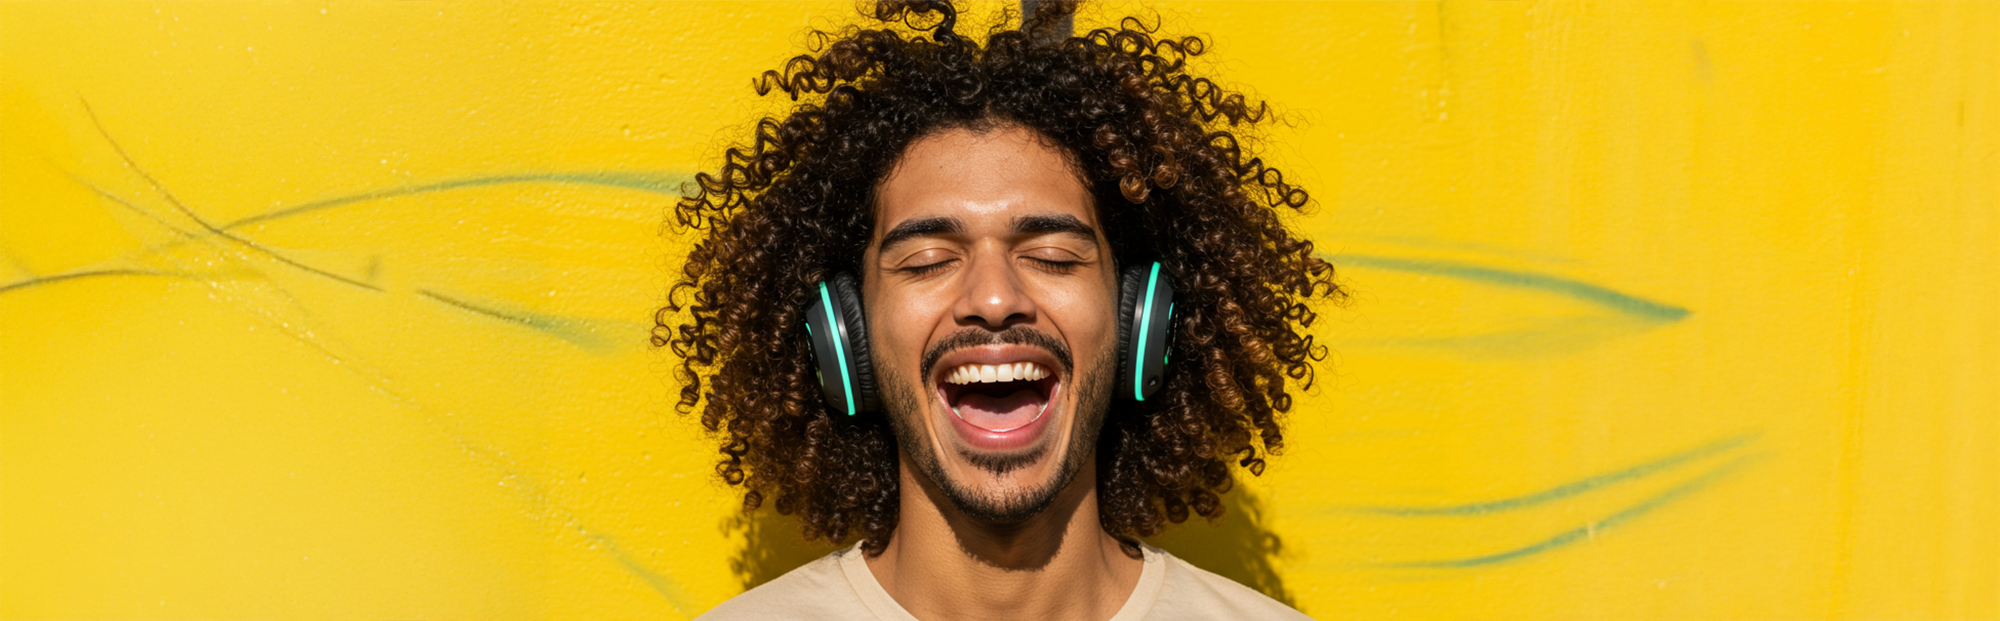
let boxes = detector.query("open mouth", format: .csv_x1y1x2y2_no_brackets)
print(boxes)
937,362,1059,433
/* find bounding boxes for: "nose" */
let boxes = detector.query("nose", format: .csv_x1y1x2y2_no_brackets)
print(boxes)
953,254,1038,330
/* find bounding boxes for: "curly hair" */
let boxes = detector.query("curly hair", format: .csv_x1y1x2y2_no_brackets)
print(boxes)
654,0,1342,555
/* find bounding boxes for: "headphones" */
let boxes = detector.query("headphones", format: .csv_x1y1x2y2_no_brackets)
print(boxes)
804,262,1176,416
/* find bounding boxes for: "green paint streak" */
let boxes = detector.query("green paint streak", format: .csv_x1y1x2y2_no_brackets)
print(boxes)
7,172,687,297
1335,253,1690,322
1386,452,1765,569
577,526,695,614
1333,432,1760,516
224,171,689,230
418,288,621,353
0,268,179,294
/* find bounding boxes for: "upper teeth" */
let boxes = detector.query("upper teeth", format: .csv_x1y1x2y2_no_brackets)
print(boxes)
945,362,1051,385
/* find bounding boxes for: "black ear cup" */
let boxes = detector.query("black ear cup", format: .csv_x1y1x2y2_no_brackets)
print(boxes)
1115,262,1175,402
1114,265,1146,388
827,272,880,412
803,272,880,415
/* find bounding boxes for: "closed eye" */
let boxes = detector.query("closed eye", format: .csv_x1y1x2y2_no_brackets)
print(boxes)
900,259,957,277
1026,257,1083,274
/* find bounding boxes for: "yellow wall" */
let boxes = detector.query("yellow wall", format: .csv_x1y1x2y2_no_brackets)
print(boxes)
3,2,1994,619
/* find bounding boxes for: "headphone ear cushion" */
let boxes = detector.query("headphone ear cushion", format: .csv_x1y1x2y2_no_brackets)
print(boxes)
1114,263,1148,391
827,272,880,412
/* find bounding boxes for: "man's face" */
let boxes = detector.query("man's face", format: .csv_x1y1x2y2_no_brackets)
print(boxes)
863,125,1120,524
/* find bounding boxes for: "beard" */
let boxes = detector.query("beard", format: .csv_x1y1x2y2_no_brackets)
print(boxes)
880,328,1117,525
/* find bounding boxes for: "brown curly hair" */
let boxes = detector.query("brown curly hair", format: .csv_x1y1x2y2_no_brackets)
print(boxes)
654,0,1342,554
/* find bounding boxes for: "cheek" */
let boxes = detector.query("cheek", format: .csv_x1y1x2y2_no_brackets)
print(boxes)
1052,294,1121,359
869,294,944,370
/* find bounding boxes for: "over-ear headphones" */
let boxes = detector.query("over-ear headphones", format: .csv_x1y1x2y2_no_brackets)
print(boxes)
803,262,1176,416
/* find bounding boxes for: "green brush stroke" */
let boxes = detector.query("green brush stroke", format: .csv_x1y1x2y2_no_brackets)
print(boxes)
577,526,695,613
418,288,622,353
1335,253,1690,322
1333,432,1759,516
0,268,181,294
225,172,688,230
1385,452,1765,568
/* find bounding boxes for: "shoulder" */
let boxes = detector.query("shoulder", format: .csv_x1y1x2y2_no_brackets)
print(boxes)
695,547,875,621
1145,546,1314,621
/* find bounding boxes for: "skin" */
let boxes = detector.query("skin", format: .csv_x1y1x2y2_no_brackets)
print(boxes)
860,125,1144,621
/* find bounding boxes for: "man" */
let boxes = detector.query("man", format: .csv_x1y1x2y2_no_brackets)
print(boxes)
657,2,1340,619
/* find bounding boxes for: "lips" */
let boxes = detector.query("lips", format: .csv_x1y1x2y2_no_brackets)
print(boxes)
940,362,1057,432
930,347,1065,453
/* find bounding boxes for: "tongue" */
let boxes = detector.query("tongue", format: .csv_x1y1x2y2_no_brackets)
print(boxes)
954,389,1046,432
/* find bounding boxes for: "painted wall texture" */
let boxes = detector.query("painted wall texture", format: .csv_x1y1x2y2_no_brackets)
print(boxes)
3,1,1995,619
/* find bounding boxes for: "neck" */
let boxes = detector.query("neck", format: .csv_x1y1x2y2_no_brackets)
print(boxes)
865,457,1144,621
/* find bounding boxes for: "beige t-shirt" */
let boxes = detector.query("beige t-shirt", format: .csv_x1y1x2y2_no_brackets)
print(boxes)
696,542,1312,620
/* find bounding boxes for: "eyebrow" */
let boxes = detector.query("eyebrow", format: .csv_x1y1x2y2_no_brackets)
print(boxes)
1013,214,1098,242
876,213,1100,253
878,216,964,253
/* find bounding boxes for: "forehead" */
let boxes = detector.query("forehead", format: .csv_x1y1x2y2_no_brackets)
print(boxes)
874,125,1096,232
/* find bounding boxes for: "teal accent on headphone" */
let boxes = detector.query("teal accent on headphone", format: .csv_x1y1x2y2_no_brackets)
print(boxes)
803,272,877,416
1118,262,1175,402
818,282,857,415
803,262,1176,415
1130,264,1162,401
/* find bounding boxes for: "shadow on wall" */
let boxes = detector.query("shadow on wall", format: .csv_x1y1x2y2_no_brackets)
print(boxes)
727,481,1293,606
1145,483,1294,606
728,508,843,590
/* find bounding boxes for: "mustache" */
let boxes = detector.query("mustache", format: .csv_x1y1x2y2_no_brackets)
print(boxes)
919,326,1074,381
